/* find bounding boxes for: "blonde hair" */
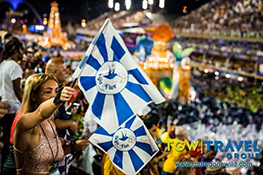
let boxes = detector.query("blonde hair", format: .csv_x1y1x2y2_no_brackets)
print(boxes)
21,74,58,115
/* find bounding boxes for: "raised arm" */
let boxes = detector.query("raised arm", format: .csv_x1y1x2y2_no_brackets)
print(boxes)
17,87,74,132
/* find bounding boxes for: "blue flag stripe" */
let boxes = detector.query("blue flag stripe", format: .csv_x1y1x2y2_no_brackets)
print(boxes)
124,115,136,129
113,150,123,169
95,126,113,137
128,149,144,172
92,92,106,120
79,76,96,91
113,93,134,126
135,142,156,156
111,36,125,60
113,53,120,62
133,125,147,137
98,141,114,152
127,69,148,85
96,33,108,62
86,54,101,71
126,81,152,103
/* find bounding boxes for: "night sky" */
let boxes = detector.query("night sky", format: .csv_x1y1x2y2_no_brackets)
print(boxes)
0,0,211,25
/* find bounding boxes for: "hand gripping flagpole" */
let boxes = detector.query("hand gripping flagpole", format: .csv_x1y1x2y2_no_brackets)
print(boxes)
71,19,111,88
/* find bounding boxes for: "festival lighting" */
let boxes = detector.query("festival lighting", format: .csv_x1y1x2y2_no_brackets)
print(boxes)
115,2,120,11
238,77,244,81
226,74,231,78
43,17,48,25
159,0,165,8
142,0,148,10
81,19,86,27
183,6,187,13
35,25,45,30
22,24,27,33
108,0,114,9
125,0,131,10
11,18,16,24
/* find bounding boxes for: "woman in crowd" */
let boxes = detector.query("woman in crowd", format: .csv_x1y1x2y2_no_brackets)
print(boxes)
12,74,88,175
0,38,23,165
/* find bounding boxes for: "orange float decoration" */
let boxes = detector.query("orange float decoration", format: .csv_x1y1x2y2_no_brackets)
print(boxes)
152,24,173,42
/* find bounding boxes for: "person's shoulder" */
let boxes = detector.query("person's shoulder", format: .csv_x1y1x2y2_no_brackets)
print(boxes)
5,59,16,63
4,59,19,67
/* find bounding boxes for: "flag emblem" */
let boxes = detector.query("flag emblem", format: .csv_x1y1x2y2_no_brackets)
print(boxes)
96,61,128,94
112,128,136,151
89,115,159,175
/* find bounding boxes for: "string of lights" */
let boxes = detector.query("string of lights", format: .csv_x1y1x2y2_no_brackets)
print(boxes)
107,0,166,11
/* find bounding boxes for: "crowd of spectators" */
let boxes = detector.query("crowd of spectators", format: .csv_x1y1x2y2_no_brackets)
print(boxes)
171,37,263,77
173,0,263,38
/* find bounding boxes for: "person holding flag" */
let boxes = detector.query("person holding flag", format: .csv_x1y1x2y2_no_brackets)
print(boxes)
12,74,89,175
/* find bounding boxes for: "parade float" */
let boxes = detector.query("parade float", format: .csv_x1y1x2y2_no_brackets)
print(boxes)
134,23,195,102
135,24,175,88
38,1,72,50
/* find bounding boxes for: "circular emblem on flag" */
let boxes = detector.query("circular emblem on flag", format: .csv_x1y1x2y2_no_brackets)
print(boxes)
95,61,128,94
112,128,136,151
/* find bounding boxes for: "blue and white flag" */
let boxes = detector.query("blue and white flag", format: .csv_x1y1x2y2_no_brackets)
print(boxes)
73,19,165,133
89,115,159,175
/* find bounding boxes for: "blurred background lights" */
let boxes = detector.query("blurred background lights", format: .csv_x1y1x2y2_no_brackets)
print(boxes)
238,77,244,81
183,6,187,13
108,0,114,8
142,0,148,10
148,0,154,5
125,0,131,10
81,19,86,27
226,74,231,78
159,0,165,8
115,2,120,11
43,17,48,25
11,18,16,24
35,25,44,30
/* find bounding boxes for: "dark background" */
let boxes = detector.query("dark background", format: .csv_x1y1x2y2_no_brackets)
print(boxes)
0,0,211,25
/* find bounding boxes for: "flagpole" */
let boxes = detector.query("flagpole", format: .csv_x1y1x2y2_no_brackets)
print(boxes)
71,18,111,88
71,78,78,88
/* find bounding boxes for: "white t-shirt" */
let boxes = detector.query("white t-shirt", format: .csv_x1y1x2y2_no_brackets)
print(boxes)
0,60,23,114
